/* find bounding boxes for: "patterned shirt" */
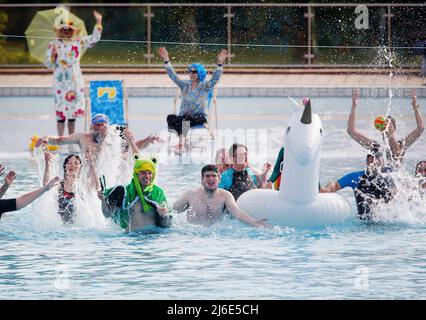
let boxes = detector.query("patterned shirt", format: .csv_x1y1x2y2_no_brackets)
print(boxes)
165,62,223,116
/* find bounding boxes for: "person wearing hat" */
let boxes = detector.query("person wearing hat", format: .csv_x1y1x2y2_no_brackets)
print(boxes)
99,155,171,232
173,164,269,228
348,89,424,167
45,10,103,137
36,113,113,157
320,152,396,220
158,46,231,153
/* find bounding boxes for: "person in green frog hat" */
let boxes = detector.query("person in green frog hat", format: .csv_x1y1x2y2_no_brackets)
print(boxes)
99,155,172,231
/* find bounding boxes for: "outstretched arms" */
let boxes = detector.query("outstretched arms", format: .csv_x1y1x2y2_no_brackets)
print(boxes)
35,133,82,148
16,176,60,210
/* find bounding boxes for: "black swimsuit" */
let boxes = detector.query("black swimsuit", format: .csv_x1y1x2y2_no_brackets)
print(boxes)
229,169,257,200
58,181,76,223
354,171,395,220
0,199,17,218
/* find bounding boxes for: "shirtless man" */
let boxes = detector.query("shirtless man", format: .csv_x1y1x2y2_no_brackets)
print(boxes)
36,113,113,156
173,164,269,228
37,113,163,157
98,156,171,232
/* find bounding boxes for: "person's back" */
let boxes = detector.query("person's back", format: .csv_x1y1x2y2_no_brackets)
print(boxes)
354,170,395,220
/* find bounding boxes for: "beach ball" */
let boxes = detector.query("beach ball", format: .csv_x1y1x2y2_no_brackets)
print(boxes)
374,116,387,131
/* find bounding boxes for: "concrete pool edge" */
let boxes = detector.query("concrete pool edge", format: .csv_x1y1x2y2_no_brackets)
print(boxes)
1,86,426,98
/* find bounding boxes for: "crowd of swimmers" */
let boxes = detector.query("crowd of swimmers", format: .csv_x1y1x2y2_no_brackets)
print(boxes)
1,41,425,229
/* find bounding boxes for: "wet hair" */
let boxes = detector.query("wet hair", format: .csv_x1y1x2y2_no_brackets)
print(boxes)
229,143,247,158
63,154,82,178
366,151,383,163
201,165,219,178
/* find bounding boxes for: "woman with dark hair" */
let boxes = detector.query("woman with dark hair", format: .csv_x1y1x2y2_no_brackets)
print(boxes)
43,151,82,223
158,46,231,153
348,89,424,166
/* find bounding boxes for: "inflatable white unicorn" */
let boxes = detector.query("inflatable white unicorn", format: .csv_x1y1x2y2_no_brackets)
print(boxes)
237,98,352,227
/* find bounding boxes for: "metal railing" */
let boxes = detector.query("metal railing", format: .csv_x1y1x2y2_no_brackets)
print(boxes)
0,3,425,68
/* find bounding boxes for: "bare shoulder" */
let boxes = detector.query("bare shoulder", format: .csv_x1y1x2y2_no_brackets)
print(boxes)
218,189,233,200
183,188,202,201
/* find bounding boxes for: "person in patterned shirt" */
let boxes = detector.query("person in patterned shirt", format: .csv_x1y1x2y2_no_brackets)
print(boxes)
158,46,231,153
45,10,103,137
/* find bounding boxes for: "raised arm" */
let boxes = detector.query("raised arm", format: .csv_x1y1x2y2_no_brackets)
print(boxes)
204,49,229,89
224,191,269,228
172,191,191,213
85,149,100,191
42,150,53,187
16,176,59,210
158,47,186,90
79,11,102,50
347,89,375,149
403,90,425,150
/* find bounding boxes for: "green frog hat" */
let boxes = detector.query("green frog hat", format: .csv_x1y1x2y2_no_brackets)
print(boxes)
132,154,158,200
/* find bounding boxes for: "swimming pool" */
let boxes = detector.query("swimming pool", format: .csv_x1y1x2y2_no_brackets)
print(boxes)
0,96,425,299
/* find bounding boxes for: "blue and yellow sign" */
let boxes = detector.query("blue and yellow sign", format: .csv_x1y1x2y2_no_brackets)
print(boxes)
89,80,126,126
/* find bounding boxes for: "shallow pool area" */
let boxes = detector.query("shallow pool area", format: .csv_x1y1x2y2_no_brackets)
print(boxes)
1,96,426,299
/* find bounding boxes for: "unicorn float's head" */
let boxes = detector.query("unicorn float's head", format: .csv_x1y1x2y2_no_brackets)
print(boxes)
280,98,323,203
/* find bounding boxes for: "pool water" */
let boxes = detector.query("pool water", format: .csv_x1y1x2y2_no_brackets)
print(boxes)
0,96,425,299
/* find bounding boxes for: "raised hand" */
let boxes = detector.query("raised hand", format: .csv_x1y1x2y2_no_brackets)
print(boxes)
44,150,53,164
93,10,102,24
158,47,169,61
35,136,48,148
217,49,231,64
352,89,360,107
45,176,60,191
262,162,272,175
5,171,16,187
147,134,165,144
123,128,134,143
411,90,418,108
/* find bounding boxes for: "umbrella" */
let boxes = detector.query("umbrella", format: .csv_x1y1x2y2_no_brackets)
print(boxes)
25,7,88,63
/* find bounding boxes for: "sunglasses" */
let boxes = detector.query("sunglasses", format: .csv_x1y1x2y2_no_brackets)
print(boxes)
188,70,197,74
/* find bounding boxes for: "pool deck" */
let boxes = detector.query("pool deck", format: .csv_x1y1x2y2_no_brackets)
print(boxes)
0,68,425,97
